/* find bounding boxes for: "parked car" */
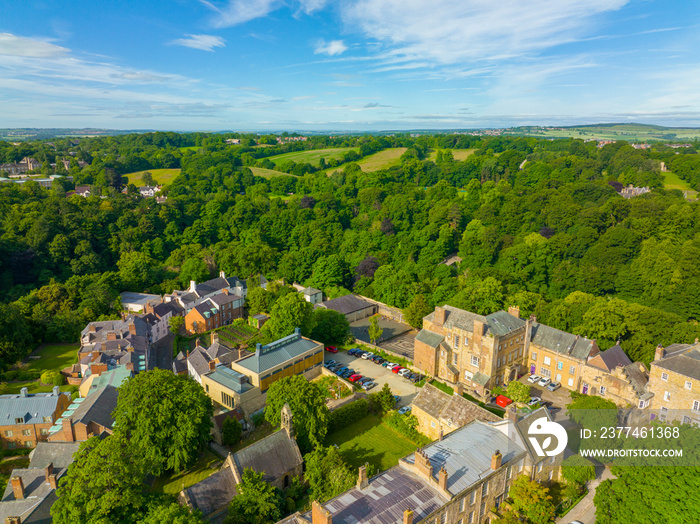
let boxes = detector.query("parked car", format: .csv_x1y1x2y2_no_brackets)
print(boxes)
362,381,377,391
546,382,561,392
398,368,412,377
398,406,412,415
528,396,542,406
538,377,552,387
382,362,397,368
393,395,400,405
374,357,385,365
336,367,349,375
325,346,338,353
340,369,355,378
348,348,361,356
392,366,403,374
361,352,374,360
410,374,423,383
324,359,336,367
349,374,363,382
548,407,560,416
358,377,372,385
527,374,541,384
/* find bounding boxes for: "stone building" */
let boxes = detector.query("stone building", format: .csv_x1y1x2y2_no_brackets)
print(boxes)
647,342,700,425
282,408,561,524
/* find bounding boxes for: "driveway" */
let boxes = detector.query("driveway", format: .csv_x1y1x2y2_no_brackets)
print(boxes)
325,351,422,408
556,466,613,524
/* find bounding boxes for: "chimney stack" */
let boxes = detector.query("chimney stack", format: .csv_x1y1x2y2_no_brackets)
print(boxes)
311,501,332,524
454,383,464,397
508,306,520,319
357,465,369,490
89,324,96,332
5,517,21,524
438,427,444,441
219,270,226,279
62,417,74,442
128,322,136,335
189,280,197,292
208,360,216,372
10,477,24,500
415,450,433,479
438,467,448,490
45,463,53,480
654,345,665,362
48,474,58,490
491,450,502,470
52,386,60,396
506,404,518,423
20,387,28,398
403,509,414,524
196,338,201,347
473,320,484,347
211,332,219,346
434,306,446,326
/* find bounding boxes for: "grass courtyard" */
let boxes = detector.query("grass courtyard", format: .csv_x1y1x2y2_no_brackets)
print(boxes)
324,415,420,473
150,449,222,494
1,342,80,395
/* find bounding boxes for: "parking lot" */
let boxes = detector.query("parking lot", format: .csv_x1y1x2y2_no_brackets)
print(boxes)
325,351,423,408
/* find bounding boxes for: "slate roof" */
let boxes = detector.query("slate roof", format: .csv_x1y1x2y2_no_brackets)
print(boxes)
152,301,181,318
195,277,230,297
320,295,373,315
70,385,118,429
235,332,321,375
0,468,63,524
186,464,237,517
514,407,555,461
530,322,596,360
484,311,526,336
213,409,245,431
302,287,321,296
622,363,649,397
0,390,69,426
415,329,444,348
472,372,490,386
653,343,700,381
589,344,632,372
119,292,160,308
173,359,188,374
424,306,525,337
233,430,303,484
412,383,499,427
188,347,213,376
209,293,242,306
193,301,219,318
29,442,81,469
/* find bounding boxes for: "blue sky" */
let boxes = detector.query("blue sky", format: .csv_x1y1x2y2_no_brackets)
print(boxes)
1,0,699,131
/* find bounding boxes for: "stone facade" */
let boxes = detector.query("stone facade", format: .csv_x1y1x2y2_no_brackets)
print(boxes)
647,343,700,425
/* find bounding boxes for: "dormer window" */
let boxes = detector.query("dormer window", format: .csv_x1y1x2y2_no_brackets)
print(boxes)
15,418,24,424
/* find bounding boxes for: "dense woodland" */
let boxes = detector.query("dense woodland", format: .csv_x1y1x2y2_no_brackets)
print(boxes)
2,132,700,372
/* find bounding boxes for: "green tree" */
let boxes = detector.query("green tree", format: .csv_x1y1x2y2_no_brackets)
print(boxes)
225,469,282,524
508,474,556,524
141,171,155,186
137,501,205,524
112,369,213,474
222,417,243,446
51,435,146,524
506,380,530,403
303,446,356,502
117,250,158,291
368,314,383,344
265,292,316,339
264,375,329,453
561,455,595,487
246,286,274,315
310,308,351,345
403,294,432,329
179,258,209,288
309,254,350,290
169,315,185,335
369,382,396,414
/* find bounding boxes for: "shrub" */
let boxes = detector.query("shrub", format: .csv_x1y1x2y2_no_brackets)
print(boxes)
40,371,64,386
252,412,265,427
328,399,368,433
3,371,17,381
383,412,429,446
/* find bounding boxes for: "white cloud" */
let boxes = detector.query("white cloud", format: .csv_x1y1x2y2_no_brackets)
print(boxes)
314,40,348,56
202,0,282,27
297,0,328,14
0,33,67,58
169,34,226,52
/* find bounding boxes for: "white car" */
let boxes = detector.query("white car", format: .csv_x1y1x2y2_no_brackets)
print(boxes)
528,396,542,406
398,368,412,377
361,352,374,360
398,406,412,415
527,374,541,384
547,382,561,392
538,377,551,387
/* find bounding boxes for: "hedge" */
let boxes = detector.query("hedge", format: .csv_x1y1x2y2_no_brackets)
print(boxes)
328,398,369,433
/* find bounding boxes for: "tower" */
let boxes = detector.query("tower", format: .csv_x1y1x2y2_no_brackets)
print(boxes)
281,403,294,440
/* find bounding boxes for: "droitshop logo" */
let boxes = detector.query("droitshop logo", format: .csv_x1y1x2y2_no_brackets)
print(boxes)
528,417,568,457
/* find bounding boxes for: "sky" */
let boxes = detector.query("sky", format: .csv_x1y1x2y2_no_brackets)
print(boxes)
1,0,700,132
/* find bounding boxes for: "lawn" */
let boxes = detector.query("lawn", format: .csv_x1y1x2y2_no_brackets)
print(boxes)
662,170,698,198
355,148,407,172
325,415,420,473
124,168,181,186
24,343,79,374
151,449,222,494
249,167,298,179
267,148,359,167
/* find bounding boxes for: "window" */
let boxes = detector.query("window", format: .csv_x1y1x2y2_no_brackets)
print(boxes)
504,485,510,497
14,418,23,424
556,373,562,382
660,406,668,421
549,471,553,480
568,378,574,387
454,335,460,347
664,391,671,402
506,466,512,479
431,421,437,428
481,481,488,496
460,497,465,512
557,361,563,370
4,430,12,437
468,511,474,524
453,354,458,365
43,416,52,423
661,372,668,381
22,429,31,436
531,352,537,361
569,365,576,375
693,400,700,413
543,356,551,366
508,353,513,363
8,442,15,449
639,399,649,408
440,514,446,524
683,416,692,425
599,386,606,396
470,490,476,504
479,502,486,517
465,371,474,381
205,384,209,393
40,428,48,435
686,381,693,390
537,462,543,472
471,356,480,367
497,357,501,368
540,368,551,378
24,441,33,448
550,456,556,465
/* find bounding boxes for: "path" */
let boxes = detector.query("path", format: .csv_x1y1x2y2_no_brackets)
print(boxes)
557,466,613,524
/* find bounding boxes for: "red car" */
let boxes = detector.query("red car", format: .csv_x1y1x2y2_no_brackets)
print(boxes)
325,346,338,353
348,374,363,382
392,366,403,374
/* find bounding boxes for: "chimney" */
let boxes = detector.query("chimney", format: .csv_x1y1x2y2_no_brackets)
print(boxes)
311,500,332,524
438,467,448,490
654,345,665,362
454,383,464,397
415,450,433,479
211,331,219,346
357,465,369,490
219,270,226,279
438,427,444,441
45,463,54,480
256,343,262,357
10,477,24,500
189,280,196,292
107,332,117,341
126,343,134,353
20,387,28,398
434,306,446,326
126,362,134,371
294,327,301,336
52,386,60,396
89,324,96,332
491,450,502,470
196,339,201,347
62,418,74,442
222,288,229,295
48,474,58,490
186,350,190,358
208,360,216,372
506,404,518,423
508,306,520,319
128,322,136,335
5,517,21,524
473,320,484,347
403,509,414,524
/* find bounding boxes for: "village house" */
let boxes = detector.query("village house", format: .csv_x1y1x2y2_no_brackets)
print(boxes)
79,316,151,375
184,292,244,334
211,409,247,445
0,157,41,176
282,407,560,524
0,388,72,450
165,271,265,313
178,332,240,384
647,341,700,425
119,291,161,313
47,385,119,443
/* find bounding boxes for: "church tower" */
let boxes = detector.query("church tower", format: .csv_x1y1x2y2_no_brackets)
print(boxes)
281,403,294,440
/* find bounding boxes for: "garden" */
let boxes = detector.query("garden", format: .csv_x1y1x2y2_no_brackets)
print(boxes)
0,342,80,396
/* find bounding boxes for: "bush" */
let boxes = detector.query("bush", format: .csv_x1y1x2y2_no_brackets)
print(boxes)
3,371,17,381
328,399,368,433
383,412,430,446
221,417,243,446
40,370,64,386
252,411,265,427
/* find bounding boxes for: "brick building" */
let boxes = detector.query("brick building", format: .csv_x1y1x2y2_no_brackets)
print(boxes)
47,385,119,442
184,292,244,334
79,316,151,374
0,388,71,450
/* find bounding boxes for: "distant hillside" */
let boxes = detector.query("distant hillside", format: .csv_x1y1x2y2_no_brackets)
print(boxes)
0,128,151,141
504,123,700,142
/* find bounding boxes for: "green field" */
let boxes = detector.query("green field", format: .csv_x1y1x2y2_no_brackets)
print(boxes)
325,415,420,472
151,449,221,494
662,170,698,198
249,166,299,179
124,168,181,186
427,148,476,162
508,123,700,142
267,148,359,167
355,148,407,172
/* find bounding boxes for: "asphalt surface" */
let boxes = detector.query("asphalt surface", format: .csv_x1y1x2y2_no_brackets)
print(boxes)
556,466,612,524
